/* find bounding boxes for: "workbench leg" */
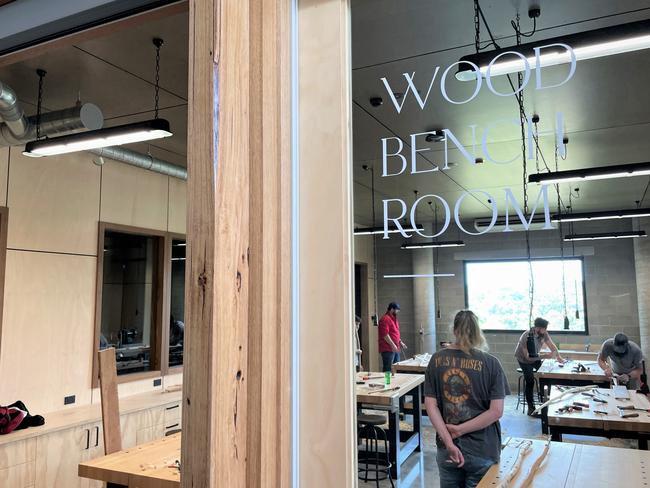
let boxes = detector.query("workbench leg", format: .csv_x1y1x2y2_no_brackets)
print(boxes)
413,385,422,453
550,429,562,442
639,438,649,450
541,405,548,435
388,409,400,480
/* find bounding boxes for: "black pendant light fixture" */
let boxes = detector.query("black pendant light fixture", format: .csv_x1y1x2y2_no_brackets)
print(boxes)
456,18,650,81
552,207,650,222
529,161,650,185
564,230,647,241
24,38,173,158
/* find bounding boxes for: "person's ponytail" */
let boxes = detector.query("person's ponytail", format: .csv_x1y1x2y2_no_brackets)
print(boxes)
453,310,487,354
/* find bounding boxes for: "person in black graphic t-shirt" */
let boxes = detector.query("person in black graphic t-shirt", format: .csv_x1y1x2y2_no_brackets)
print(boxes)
424,310,510,488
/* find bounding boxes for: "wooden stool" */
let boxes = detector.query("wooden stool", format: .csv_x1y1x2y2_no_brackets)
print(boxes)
357,414,394,488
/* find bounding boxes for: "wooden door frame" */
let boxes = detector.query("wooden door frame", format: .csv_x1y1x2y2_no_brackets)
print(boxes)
356,262,371,371
184,0,354,486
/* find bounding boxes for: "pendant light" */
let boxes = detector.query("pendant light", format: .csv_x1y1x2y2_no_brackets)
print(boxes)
456,18,650,81
24,38,173,158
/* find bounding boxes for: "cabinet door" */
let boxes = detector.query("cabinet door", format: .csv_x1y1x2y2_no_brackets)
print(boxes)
136,423,165,445
81,422,105,488
35,425,90,488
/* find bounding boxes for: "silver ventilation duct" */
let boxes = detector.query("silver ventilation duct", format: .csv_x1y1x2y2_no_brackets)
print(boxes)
0,81,29,138
90,146,187,180
0,102,104,146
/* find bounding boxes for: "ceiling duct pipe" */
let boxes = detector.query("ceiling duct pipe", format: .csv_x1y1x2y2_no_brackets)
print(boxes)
0,102,104,146
0,81,29,138
90,146,187,180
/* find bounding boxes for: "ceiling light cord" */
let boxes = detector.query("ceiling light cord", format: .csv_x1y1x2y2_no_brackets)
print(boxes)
478,4,570,215
513,12,535,329
474,1,499,52
35,69,46,140
555,144,570,328
153,38,163,119
511,15,537,38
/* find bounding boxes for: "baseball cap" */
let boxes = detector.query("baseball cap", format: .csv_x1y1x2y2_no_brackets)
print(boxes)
388,302,400,311
613,333,629,354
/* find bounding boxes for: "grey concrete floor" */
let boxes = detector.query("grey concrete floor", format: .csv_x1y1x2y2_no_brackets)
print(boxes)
357,394,617,488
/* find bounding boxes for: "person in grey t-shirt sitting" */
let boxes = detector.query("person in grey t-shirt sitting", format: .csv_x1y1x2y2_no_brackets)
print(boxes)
598,333,644,389
424,310,510,488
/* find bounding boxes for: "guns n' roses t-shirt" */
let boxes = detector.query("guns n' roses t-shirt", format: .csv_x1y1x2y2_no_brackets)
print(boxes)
424,348,510,462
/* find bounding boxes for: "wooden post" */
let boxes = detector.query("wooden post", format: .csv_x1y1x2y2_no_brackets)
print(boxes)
297,0,356,486
181,0,291,487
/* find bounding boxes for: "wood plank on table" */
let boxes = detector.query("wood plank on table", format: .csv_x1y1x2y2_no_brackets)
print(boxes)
78,432,180,487
356,373,424,406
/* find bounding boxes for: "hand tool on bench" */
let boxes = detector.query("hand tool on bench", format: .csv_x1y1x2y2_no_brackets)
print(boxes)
617,405,650,413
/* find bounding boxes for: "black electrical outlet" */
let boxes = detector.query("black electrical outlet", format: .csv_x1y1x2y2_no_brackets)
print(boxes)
153,378,162,387
64,395,76,405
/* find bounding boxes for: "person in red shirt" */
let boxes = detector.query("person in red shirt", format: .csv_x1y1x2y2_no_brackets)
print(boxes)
378,302,407,372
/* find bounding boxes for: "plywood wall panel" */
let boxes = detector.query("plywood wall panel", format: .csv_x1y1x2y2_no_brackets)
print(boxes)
0,251,96,414
6,149,101,255
168,177,187,234
0,147,9,206
100,160,168,231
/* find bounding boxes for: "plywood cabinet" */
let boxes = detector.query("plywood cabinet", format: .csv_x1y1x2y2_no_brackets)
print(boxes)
4,398,181,488
35,424,91,488
121,403,179,447
0,437,36,488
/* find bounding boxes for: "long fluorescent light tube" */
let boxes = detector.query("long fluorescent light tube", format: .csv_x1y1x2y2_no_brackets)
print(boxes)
553,208,650,223
354,225,424,236
529,162,650,185
456,19,650,81
401,240,466,249
384,273,456,279
564,231,646,242
23,118,172,157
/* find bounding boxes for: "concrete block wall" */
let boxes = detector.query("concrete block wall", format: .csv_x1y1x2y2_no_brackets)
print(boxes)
373,219,642,390
376,236,416,360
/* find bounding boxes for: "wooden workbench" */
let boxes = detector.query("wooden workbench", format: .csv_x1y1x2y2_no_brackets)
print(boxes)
537,359,610,433
392,356,429,374
78,432,180,487
356,373,424,479
478,437,650,487
356,372,424,407
547,386,650,449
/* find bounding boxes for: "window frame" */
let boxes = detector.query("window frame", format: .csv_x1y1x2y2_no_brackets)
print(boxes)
93,222,168,386
166,232,186,375
462,256,589,335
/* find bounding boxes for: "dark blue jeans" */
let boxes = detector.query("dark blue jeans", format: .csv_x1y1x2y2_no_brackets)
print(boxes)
381,351,400,372
436,447,495,488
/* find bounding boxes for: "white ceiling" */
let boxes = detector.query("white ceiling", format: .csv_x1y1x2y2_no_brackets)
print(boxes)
0,11,189,166
351,0,650,225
